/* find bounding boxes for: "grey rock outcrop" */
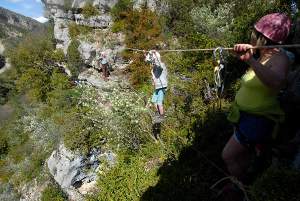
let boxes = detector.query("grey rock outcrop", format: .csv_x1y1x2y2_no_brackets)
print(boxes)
74,14,112,28
42,0,117,55
47,143,116,198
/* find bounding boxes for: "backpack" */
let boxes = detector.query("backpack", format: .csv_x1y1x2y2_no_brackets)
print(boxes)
279,66,300,112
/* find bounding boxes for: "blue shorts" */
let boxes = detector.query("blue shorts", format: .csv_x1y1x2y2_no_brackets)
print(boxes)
152,88,166,105
234,112,275,146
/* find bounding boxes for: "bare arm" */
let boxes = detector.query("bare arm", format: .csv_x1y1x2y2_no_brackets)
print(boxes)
234,44,289,91
247,55,289,90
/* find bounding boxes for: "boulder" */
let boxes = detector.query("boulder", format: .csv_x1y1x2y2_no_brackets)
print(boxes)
54,18,71,54
78,40,96,64
47,144,116,197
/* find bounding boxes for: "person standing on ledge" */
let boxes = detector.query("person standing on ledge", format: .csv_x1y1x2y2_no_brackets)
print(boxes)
145,50,168,122
99,52,109,81
221,13,291,199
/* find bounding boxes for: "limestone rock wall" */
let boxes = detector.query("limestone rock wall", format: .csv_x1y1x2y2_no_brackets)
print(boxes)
42,0,125,69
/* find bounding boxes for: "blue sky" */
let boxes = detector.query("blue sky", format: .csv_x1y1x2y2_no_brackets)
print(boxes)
0,0,48,23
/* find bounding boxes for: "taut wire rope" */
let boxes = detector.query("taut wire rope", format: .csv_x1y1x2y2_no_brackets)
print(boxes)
124,44,300,53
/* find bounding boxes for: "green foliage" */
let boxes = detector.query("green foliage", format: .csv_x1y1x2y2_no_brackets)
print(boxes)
111,20,126,33
0,23,74,186
63,0,73,11
0,75,15,105
162,0,196,36
82,2,99,18
251,167,300,201
46,70,74,110
6,24,69,102
0,131,8,156
41,183,67,201
231,0,287,43
116,8,163,86
124,9,163,50
90,144,165,201
63,84,152,153
111,0,133,21
68,23,93,39
16,68,50,102
67,39,82,77
191,3,235,40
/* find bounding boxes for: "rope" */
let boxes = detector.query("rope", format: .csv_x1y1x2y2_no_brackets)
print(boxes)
125,44,300,53
210,176,252,201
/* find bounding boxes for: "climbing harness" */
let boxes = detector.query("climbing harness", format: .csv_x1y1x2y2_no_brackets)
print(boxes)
213,47,227,99
202,47,228,104
203,78,215,102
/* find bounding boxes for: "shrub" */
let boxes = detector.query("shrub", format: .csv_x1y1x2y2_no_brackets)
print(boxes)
93,148,162,201
16,68,50,102
111,0,133,20
191,3,235,40
251,167,300,201
68,23,93,39
63,0,72,11
82,2,99,18
111,20,126,33
63,83,152,153
41,183,67,201
66,39,83,77
120,9,163,86
46,70,74,110
0,132,8,156
0,77,14,105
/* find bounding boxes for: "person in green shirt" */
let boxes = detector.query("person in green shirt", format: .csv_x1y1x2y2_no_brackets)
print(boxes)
222,13,291,186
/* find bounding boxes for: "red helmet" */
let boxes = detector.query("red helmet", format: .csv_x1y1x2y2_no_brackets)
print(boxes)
254,13,291,44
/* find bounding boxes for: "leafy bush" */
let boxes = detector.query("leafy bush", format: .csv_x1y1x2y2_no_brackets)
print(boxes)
7,24,68,102
191,3,235,40
16,68,50,102
251,167,300,201
82,2,99,18
0,77,14,105
66,39,83,77
63,0,72,11
111,0,133,20
111,20,126,33
64,83,152,153
68,23,93,39
0,131,8,156
41,183,67,201
92,149,162,201
46,70,74,110
116,8,163,86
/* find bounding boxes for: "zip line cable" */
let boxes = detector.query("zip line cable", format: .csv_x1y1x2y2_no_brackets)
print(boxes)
125,44,300,53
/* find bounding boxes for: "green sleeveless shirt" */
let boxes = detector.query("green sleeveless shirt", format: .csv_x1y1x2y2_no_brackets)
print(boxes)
228,64,284,123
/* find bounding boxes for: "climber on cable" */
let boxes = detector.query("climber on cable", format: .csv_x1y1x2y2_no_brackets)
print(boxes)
145,50,168,122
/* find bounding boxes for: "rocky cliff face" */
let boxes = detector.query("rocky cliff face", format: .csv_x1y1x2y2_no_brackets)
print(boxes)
39,1,162,199
42,0,118,55
0,6,42,39
42,0,162,69
0,6,43,74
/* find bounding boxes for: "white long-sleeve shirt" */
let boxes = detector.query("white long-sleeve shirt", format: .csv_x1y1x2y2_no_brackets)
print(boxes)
145,51,168,89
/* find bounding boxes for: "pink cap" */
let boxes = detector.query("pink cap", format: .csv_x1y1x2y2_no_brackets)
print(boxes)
254,13,291,44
